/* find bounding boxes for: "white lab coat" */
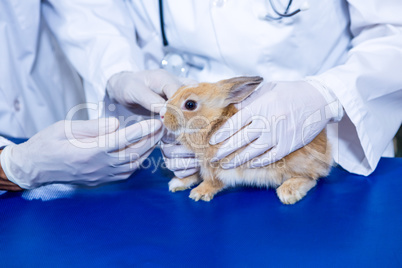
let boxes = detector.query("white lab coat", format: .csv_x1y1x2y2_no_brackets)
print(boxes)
1,0,401,176
0,0,141,139
125,0,402,175
0,2,85,138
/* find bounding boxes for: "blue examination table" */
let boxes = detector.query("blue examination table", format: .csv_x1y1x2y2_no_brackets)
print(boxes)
1,138,401,267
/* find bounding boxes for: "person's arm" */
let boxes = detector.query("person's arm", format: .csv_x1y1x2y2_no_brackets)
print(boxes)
41,0,141,105
41,0,184,114
307,0,402,175
0,119,164,190
209,0,402,176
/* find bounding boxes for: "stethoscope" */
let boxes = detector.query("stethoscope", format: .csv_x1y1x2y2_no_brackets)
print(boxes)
261,0,309,20
159,0,309,76
159,0,191,77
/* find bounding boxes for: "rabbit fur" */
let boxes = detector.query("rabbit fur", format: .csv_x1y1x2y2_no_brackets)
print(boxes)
162,76,332,204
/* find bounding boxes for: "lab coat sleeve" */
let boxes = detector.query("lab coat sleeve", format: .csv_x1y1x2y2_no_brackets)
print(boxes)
41,0,143,105
308,0,402,175
0,136,14,148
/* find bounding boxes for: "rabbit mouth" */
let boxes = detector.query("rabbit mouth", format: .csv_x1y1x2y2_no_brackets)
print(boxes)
164,126,199,136
166,127,183,136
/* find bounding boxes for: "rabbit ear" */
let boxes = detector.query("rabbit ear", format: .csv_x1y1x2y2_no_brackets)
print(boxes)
220,76,263,104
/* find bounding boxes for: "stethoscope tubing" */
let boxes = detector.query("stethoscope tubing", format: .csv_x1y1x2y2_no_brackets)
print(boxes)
158,0,304,75
158,0,302,47
159,0,169,47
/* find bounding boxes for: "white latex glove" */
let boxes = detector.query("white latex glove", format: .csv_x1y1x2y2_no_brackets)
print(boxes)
107,69,184,113
161,130,200,178
0,118,163,189
210,80,343,169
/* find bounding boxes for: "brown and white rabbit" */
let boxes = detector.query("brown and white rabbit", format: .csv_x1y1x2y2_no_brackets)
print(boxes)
161,76,332,204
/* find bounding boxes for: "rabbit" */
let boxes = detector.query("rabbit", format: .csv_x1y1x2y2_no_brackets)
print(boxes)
161,76,332,204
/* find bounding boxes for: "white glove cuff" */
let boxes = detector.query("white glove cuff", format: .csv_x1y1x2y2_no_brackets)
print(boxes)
305,78,344,123
0,136,14,148
0,145,29,189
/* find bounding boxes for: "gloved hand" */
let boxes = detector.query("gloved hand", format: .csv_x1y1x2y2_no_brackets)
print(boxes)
161,131,199,178
106,69,184,113
0,118,163,189
210,80,343,168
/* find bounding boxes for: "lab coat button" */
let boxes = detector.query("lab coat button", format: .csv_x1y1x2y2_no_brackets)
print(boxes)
212,0,226,7
14,99,21,111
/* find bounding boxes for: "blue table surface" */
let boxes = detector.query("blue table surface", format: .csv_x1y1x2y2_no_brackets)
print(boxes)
1,138,401,267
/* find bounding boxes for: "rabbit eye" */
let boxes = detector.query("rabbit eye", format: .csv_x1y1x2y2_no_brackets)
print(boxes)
184,100,197,111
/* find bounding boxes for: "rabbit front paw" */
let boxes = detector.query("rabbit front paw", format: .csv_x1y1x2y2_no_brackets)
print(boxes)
189,188,215,202
189,180,224,202
169,175,201,192
276,177,317,205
